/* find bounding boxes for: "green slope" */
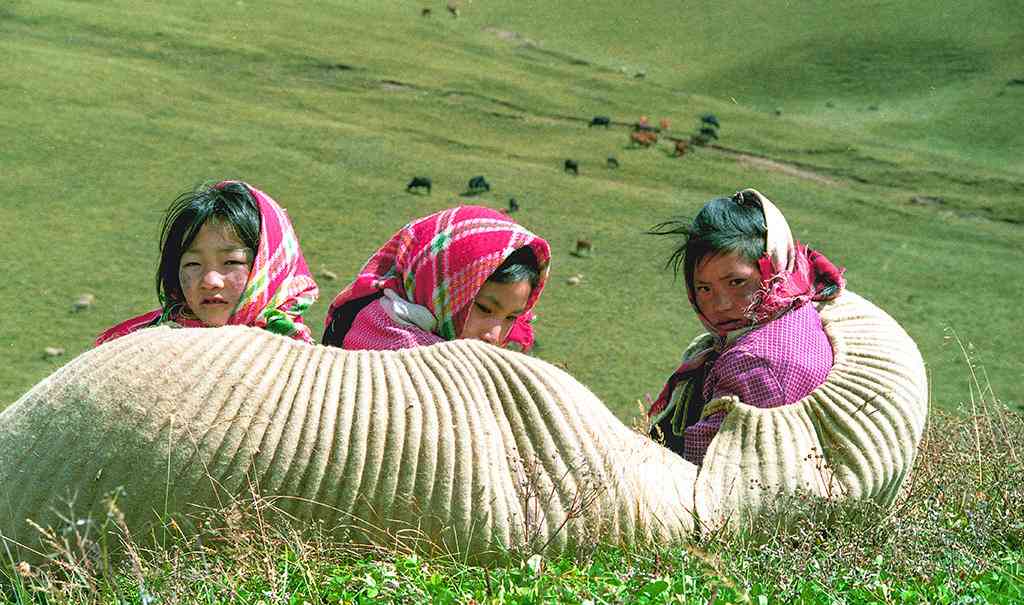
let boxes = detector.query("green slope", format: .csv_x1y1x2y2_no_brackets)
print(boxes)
1,0,1021,418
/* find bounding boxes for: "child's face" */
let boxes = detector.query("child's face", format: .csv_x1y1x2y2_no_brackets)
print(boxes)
178,220,253,327
460,280,532,345
693,251,762,332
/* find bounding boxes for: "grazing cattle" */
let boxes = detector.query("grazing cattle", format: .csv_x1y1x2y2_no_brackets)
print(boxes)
467,175,490,194
406,176,432,195
690,126,719,146
421,7,432,16
629,131,658,147
572,239,593,257
507,198,520,213
606,156,620,169
588,116,611,128
564,159,579,175
673,139,689,157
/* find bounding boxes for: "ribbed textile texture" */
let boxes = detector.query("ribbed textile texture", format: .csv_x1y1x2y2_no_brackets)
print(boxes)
0,329,696,562
0,290,926,561
694,290,928,527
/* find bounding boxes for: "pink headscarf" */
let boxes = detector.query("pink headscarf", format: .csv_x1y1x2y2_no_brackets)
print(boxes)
324,205,551,351
649,188,845,418
95,181,319,346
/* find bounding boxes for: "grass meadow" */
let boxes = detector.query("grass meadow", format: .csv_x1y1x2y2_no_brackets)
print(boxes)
1,0,1023,602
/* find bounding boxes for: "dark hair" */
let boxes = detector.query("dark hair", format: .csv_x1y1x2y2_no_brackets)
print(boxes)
648,192,766,293
488,246,541,289
155,181,261,306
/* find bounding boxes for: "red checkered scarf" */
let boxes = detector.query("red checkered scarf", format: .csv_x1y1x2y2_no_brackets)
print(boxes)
649,188,845,418
325,205,551,351
95,181,319,346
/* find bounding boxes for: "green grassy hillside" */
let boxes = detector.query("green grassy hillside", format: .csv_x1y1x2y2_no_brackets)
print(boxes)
1,0,1021,418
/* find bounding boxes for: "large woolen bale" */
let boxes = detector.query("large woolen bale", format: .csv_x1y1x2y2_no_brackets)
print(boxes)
692,290,928,527
0,329,697,562
0,289,927,562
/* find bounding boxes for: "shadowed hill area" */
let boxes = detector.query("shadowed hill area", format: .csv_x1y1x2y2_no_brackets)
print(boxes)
1,0,1021,418
482,0,1024,172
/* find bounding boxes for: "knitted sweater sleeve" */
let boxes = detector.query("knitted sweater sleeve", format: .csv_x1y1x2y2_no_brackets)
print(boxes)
710,351,785,408
683,351,784,466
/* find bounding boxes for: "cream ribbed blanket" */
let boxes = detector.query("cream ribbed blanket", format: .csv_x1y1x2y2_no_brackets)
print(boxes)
0,290,926,561
695,290,928,527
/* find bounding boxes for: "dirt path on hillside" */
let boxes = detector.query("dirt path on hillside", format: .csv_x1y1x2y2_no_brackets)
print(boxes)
480,26,844,187
709,145,840,186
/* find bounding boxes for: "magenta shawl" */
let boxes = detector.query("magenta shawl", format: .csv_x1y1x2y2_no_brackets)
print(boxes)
649,188,845,421
324,205,551,351
95,181,319,346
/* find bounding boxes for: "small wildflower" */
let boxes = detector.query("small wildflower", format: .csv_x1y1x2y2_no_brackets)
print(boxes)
16,561,31,577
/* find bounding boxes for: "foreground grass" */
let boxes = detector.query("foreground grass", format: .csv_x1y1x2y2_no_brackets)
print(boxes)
4,383,1021,604
9,543,1021,604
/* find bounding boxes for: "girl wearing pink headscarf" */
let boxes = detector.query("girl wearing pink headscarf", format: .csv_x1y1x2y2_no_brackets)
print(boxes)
95,180,319,346
322,205,551,352
647,189,846,466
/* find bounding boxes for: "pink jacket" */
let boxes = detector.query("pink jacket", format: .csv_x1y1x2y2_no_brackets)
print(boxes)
684,303,833,465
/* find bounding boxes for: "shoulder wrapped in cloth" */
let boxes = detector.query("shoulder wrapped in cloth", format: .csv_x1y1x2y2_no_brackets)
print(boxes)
95,181,319,346
323,205,551,352
649,188,926,528
649,188,846,462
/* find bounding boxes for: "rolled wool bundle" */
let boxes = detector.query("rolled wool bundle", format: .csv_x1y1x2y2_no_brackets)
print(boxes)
694,290,929,527
0,328,697,562
0,289,926,562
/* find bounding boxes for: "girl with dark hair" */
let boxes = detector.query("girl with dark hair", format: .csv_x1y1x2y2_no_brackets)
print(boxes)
647,188,846,466
322,205,550,352
95,180,319,345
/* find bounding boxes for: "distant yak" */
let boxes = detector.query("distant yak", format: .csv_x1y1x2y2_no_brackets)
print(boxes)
406,176,432,195
629,131,657,147
564,159,579,175
467,175,490,194
588,116,611,128
572,238,593,257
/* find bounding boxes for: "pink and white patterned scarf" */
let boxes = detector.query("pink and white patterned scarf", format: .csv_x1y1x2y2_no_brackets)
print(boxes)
324,205,551,351
95,181,319,346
